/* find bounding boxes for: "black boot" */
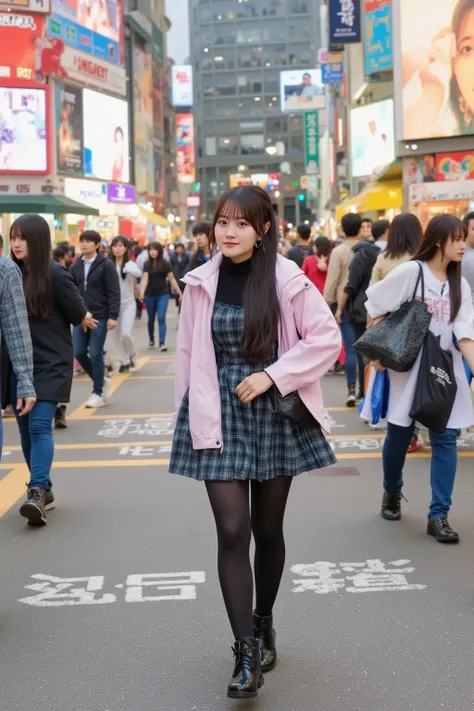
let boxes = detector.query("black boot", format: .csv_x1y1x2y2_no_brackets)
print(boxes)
427,517,459,543
227,637,264,699
54,405,67,429
381,491,402,521
253,612,277,673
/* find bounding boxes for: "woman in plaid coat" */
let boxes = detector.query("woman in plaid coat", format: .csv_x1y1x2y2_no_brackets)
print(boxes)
170,186,341,699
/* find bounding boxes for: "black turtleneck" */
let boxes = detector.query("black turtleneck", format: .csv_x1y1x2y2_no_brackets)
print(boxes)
215,256,252,307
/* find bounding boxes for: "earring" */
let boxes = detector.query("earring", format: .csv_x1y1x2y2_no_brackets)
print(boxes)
255,238,262,249
459,96,473,127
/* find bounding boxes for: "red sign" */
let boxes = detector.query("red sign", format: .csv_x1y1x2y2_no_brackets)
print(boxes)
365,0,390,11
0,12,45,85
435,151,474,182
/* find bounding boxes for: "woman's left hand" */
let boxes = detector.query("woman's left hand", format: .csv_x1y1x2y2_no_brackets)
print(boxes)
235,372,273,404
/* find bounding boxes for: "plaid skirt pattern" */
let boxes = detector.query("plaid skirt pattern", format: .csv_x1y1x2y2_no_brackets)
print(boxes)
169,301,336,481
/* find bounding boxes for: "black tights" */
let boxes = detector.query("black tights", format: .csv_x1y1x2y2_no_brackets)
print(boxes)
205,476,293,640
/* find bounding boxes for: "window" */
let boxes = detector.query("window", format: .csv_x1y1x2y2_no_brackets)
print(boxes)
205,137,216,156
218,136,238,154
236,25,261,44
216,119,239,136
215,73,237,96
261,22,287,42
288,0,310,14
212,49,236,69
262,45,287,68
263,72,279,93
290,134,304,155
240,133,265,155
215,98,238,117
235,1,260,19
238,73,263,94
238,47,262,68
288,44,312,66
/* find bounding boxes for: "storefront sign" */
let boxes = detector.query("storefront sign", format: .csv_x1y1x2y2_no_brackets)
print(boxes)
56,83,83,176
364,0,392,74
410,181,474,203
329,0,361,44
304,111,319,175
322,53,344,84
0,12,45,85
64,177,107,210
0,0,50,12
436,152,474,182
107,183,136,204
229,173,280,191
45,39,127,95
176,113,195,184
186,195,200,208
0,177,64,194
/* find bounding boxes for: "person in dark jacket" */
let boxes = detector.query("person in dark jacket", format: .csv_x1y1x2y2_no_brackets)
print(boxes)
70,230,121,408
6,214,97,526
336,237,381,398
170,241,191,312
286,224,313,267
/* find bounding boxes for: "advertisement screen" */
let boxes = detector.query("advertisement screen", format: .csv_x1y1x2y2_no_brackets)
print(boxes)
171,65,193,107
400,0,474,139
83,88,129,182
56,82,83,175
50,0,123,65
364,0,392,74
280,69,325,112
0,13,45,85
0,0,50,11
350,99,395,178
133,45,154,194
0,87,48,173
176,113,195,184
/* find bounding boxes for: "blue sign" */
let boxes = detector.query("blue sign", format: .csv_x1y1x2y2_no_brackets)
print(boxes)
364,0,392,74
329,0,361,44
322,61,344,84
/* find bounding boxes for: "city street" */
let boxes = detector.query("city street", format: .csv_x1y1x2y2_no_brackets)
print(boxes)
1,311,474,711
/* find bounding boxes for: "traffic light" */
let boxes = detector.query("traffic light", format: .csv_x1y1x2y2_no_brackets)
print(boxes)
297,193,305,202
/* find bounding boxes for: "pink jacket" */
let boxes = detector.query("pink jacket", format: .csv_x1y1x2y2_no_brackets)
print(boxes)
175,252,342,450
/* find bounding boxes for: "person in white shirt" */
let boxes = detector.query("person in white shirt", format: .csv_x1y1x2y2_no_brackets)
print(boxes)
108,236,142,373
365,214,474,544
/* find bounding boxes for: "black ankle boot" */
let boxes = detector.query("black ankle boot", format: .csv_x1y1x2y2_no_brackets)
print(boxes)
227,637,264,699
381,491,402,521
253,612,277,673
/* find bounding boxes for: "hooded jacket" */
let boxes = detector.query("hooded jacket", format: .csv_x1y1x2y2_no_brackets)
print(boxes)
343,240,380,324
175,252,341,450
70,252,120,321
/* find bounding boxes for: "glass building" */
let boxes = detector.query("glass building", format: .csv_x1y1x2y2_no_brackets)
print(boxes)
189,0,321,222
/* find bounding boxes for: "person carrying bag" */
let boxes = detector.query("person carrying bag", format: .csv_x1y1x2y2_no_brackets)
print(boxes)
364,215,474,544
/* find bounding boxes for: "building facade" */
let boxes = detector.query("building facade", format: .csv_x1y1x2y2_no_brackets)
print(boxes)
189,0,320,224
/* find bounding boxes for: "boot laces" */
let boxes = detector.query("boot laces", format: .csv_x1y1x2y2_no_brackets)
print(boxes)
231,642,253,674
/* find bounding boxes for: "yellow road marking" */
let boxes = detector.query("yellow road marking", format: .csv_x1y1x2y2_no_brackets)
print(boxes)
69,357,150,420
119,375,174,380
0,464,29,517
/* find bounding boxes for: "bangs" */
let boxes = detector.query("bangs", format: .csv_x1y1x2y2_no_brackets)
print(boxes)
214,187,267,233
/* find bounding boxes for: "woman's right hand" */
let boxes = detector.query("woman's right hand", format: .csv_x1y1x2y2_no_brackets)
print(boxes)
82,312,98,331
373,360,387,372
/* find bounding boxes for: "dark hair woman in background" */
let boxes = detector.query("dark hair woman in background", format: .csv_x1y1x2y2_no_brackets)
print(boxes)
302,235,334,294
140,241,182,350
4,214,97,526
108,236,141,373
370,213,423,286
365,215,474,544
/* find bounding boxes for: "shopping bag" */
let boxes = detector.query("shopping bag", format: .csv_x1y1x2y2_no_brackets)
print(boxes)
359,367,389,425
409,332,457,434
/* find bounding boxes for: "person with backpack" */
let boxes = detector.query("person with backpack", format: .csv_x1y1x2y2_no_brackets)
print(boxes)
286,224,313,267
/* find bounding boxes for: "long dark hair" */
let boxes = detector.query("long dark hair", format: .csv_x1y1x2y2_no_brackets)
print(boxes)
413,215,466,322
450,0,474,135
211,186,279,364
314,236,333,258
110,235,130,280
10,213,52,320
147,241,164,269
385,213,423,259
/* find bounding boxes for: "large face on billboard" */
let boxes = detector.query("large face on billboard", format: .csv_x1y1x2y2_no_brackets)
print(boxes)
280,69,325,112
82,88,129,182
350,99,395,178
0,86,48,173
400,0,474,139
56,82,83,175
50,0,123,65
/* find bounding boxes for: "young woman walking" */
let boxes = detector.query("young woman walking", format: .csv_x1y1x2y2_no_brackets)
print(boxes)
140,241,182,351
365,215,474,543
109,236,141,373
3,214,96,526
169,186,341,698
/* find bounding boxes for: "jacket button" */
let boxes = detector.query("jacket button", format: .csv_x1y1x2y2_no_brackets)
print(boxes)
304,281,309,287
216,440,220,446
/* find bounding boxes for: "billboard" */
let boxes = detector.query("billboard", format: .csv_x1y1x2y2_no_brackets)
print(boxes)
56,82,83,175
171,65,193,107
82,88,129,182
133,45,154,194
280,69,325,112
350,98,394,178
176,113,195,184
329,0,361,44
0,86,48,173
0,0,50,11
436,151,474,181
364,0,392,74
0,13,46,85
399,0,474,140
49,0,123,65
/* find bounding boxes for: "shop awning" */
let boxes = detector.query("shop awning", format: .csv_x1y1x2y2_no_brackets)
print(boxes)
0,194,100,216
138,207,171,227
335,179,403,221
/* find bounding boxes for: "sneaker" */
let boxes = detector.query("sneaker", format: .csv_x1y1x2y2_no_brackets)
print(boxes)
44,488,55,511
54,405,67,429
102,377,112,403
118,364,130,374
346,385,356,407
407,434,423,453
19,487,47,526
159,343,168,352
85,393,105,408
149,339,155,347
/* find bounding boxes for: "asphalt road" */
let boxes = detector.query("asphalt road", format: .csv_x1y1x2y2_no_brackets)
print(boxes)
1,309,474,711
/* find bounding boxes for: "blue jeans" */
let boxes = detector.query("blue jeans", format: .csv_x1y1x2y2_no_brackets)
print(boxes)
382,422,458,520
339,312,364,392
145,294,169,344
10,374,57,489
73,318,108,396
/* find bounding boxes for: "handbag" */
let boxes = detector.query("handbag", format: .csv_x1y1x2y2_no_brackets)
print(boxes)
354,262,432,372
409,331,457,433
267,387,320,429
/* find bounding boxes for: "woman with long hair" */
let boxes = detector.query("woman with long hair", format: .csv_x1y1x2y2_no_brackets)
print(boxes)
302,235,334,294
108,236,141,373
365,215,474,543
370,213,423,286
169,186,341,698
4,214,96,526
140,241,182,350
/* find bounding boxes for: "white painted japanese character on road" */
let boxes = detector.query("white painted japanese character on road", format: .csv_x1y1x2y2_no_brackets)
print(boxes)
125,572,206,602
18,574,116,606
291,562,345,594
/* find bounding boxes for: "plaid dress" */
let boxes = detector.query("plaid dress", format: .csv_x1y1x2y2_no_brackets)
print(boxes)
169,301,336,481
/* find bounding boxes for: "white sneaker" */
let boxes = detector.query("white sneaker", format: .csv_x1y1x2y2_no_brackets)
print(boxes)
85,393,105,408
102,377,112,403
